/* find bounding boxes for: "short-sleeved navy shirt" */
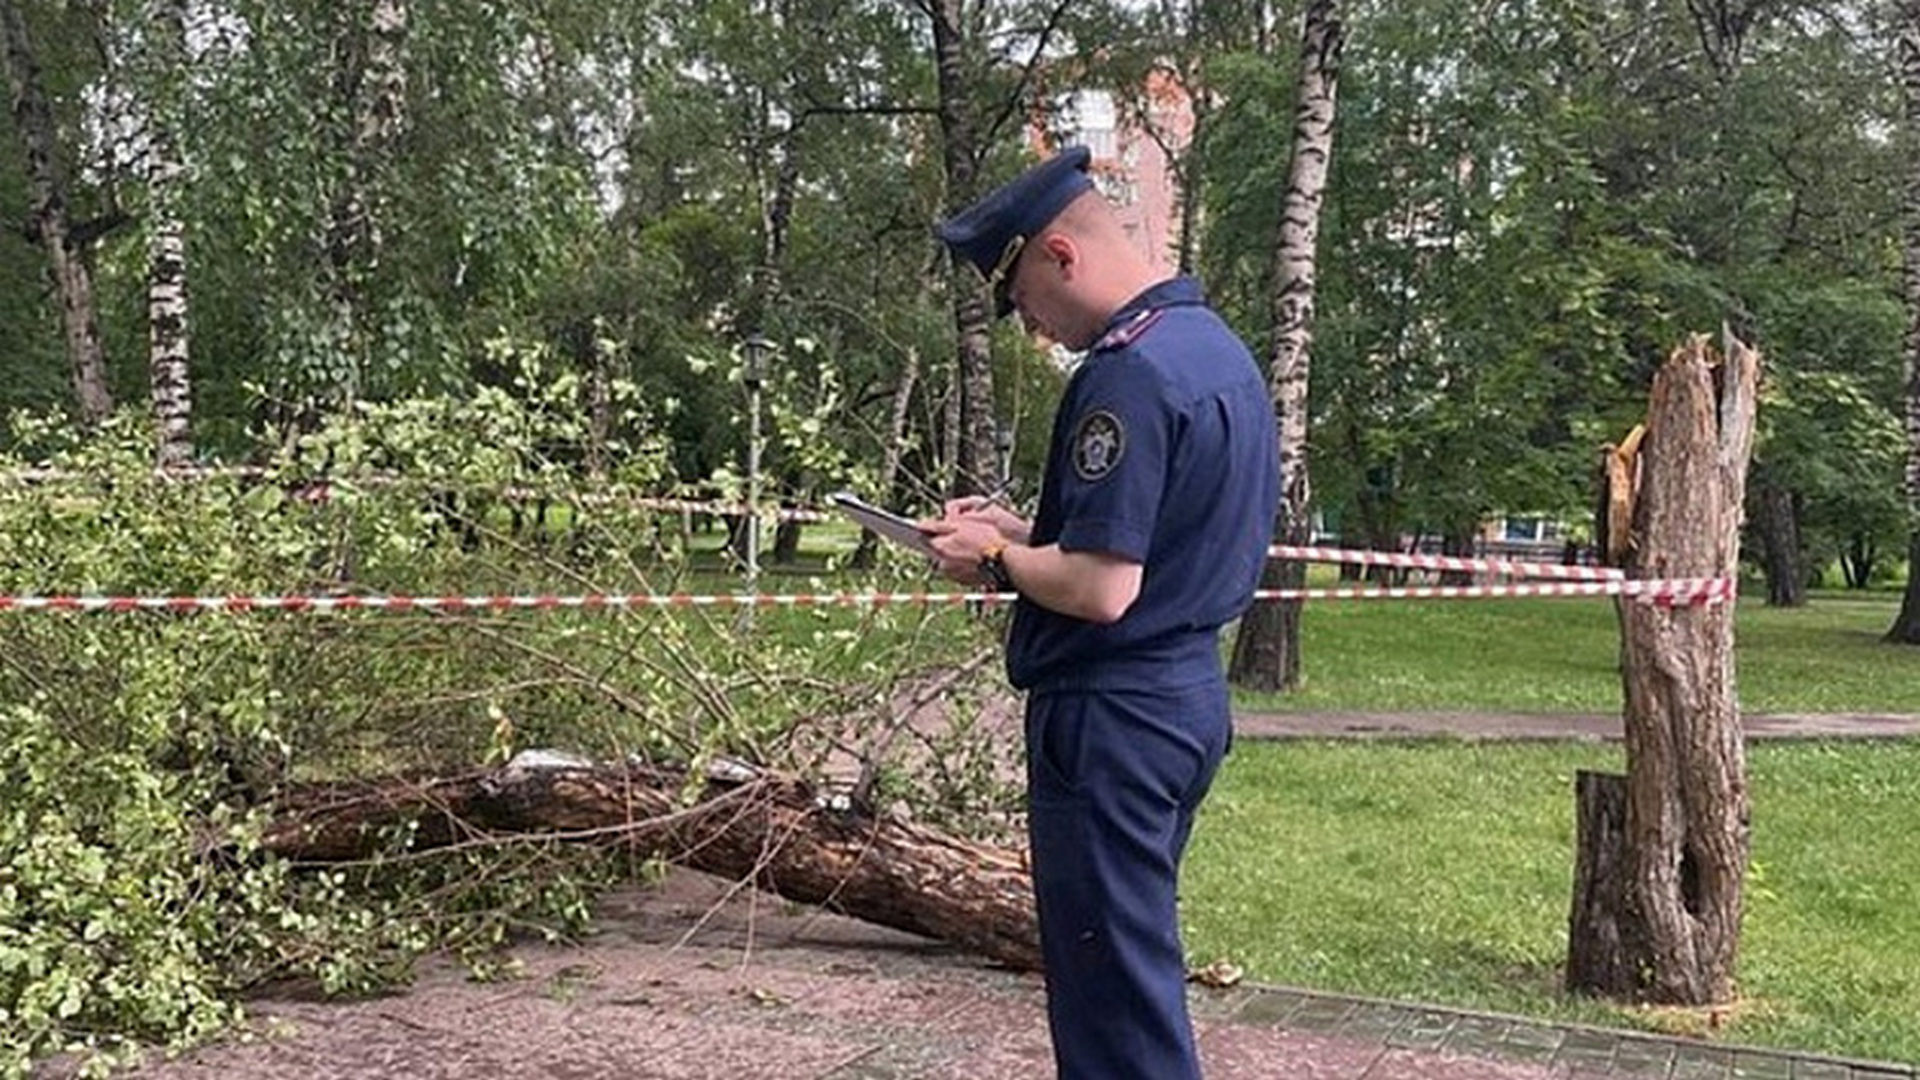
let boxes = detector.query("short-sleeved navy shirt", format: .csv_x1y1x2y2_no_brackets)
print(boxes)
1007,277,1280,693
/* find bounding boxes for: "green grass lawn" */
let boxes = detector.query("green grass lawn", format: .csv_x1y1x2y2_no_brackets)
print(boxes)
671,525,1920,715
1235,585,1920,714
1182,739,1920,1064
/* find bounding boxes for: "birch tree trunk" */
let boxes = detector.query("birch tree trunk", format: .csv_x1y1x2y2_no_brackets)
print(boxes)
1,0,114,426
1888,0,1920,643
1567,334,1759,1005
1172,90,1209,275
1229,0,1342,691
931,0,996,498
326,0,408,407
147,0,193,467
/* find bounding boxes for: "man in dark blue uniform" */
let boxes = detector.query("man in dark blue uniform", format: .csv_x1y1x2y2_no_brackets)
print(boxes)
922,147,1280,1080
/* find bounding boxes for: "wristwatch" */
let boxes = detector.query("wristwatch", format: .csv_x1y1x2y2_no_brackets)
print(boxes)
978,540,1015,593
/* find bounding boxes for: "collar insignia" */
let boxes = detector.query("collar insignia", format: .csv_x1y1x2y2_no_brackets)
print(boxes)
1093,308,1164,353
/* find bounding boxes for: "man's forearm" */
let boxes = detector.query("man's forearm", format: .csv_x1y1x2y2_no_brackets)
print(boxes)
1000,544,1141,624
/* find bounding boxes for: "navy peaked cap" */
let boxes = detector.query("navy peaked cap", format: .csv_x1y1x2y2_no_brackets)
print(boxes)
936,146,1094,317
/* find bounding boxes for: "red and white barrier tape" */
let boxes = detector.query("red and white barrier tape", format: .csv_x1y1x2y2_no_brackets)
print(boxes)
1267,544,1620,582
0,575,1732,613
0,592,1012,613
1258,577,1733,606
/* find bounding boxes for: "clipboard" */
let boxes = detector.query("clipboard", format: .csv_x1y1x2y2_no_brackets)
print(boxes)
829,492,937,556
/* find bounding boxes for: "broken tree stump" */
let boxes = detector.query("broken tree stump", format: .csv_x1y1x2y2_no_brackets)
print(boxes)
1567,333,1760,1005
261,753,1042,971
1565,771,1631,992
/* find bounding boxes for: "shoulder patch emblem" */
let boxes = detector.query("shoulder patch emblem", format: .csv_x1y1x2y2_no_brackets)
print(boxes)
1072,409,1126,482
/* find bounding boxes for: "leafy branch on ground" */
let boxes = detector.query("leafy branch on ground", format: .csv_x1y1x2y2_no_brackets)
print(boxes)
0,401,1013,1077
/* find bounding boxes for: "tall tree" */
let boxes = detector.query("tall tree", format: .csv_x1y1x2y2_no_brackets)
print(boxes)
1891,0,1920,642
1,0,114,425
145,0,192,466
325,0,408,408
920,0,1071,497
1229,0,1342,692
928,0,998,496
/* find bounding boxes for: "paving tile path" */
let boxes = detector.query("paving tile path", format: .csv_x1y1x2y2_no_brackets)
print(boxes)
116,866,1917,1080
109,713,1920,1080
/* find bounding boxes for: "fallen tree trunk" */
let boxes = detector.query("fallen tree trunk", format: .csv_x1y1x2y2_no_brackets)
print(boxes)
261,754,1042,971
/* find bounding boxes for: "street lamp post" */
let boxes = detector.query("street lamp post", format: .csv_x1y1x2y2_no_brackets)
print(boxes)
742,335,775,613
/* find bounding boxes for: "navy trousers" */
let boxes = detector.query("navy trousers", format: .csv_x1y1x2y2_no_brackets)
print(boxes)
1025,678,1232,1080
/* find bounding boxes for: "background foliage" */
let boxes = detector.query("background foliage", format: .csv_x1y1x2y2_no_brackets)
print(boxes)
3,0,1918,1070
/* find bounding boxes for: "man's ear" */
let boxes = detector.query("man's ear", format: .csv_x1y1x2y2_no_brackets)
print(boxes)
1038,232,1077,274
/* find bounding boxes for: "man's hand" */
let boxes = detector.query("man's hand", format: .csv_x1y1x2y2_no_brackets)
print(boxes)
920,507,1144,623
919,516,1004,585
940,495,1031,545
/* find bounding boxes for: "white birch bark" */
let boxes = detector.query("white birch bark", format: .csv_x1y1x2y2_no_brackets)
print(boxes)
1889,1,1920,642
148,0,193,467
1228,0,1343,691
327,0,409,406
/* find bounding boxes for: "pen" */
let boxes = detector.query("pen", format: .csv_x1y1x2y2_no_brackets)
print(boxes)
940,482,1015,522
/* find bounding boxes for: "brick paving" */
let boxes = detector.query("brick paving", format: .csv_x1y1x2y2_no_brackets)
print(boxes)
115,867,1917,1080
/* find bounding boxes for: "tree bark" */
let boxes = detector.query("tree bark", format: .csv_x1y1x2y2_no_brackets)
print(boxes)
931,0,996,498
1173,89,1208,275
1841,532,1876,589
1,0,114,425
325,0,408,406
260,755,1042,971
1439,526,1475,587
147,0,193,468
1891,532,1920,642
1751,474,1806,607
1566,334,1759,1006
772,518,801,564
1229,0,1342,692
148,186,192,466
1891,1,1920,643
1566,771,1632,993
